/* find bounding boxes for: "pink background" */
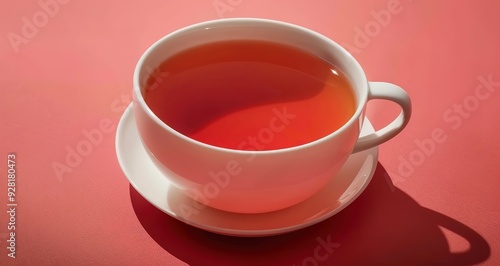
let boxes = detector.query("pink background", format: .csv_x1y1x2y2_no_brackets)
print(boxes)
1,0,499,265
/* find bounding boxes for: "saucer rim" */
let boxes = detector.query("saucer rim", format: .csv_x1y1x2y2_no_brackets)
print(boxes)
116,104,378,237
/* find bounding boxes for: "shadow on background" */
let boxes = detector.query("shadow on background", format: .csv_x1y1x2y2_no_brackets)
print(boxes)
130,163,490,266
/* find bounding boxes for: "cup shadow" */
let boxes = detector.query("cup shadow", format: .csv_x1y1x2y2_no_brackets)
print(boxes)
129,163,490,266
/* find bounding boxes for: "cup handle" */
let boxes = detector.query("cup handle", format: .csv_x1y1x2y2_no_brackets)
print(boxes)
353,82,412,153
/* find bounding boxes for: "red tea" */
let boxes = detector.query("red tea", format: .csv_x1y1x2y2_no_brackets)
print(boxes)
144,40,356,150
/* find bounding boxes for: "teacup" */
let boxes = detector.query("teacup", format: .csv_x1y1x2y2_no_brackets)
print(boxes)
133,18,411,214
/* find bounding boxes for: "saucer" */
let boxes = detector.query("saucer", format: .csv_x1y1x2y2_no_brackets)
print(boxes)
116,104,378,237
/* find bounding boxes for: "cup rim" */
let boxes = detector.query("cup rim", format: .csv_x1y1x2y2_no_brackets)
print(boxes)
133,18,369,155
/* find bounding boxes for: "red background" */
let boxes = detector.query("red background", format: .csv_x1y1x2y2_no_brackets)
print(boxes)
1,0,499,265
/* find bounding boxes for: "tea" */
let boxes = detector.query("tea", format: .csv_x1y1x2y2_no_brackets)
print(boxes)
144,40,356,150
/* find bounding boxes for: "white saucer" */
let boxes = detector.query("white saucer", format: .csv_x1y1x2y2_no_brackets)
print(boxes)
116,104,378,237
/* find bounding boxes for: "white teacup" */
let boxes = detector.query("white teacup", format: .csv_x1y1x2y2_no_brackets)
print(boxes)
133,18,411,214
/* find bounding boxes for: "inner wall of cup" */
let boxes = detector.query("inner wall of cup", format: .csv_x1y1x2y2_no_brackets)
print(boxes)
137,19,368,113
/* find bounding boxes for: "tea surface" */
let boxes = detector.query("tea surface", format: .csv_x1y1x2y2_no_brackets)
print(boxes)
144,40,356,150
